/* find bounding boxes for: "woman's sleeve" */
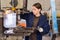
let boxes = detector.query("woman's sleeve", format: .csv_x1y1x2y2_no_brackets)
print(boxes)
39,15,50,35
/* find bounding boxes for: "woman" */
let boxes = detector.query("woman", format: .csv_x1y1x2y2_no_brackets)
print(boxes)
22,3,50,40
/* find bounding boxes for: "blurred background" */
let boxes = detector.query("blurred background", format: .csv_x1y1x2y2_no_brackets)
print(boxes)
0,0,60,40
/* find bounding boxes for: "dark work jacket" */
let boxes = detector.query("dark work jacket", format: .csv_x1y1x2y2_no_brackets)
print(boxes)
23,12,50,40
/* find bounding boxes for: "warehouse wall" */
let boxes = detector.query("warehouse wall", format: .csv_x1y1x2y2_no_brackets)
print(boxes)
1,0,23,9
27,0,50,11
0,0,60,17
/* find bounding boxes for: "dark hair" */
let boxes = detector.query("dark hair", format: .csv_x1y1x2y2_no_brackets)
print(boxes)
0,10,5,12
33,3,42,10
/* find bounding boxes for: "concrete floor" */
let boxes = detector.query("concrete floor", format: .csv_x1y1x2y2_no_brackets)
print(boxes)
0,35,60,40
42,36,60,40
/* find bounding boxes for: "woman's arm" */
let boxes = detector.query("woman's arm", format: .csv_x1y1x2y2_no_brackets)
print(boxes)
38,15,50,35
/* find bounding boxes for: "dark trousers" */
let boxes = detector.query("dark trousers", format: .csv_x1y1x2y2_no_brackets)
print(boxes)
25,30,42,40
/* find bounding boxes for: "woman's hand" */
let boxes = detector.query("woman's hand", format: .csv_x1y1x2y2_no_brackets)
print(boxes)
38,27,43,32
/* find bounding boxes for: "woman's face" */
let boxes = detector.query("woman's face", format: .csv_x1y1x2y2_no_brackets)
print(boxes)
32,6,41,15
